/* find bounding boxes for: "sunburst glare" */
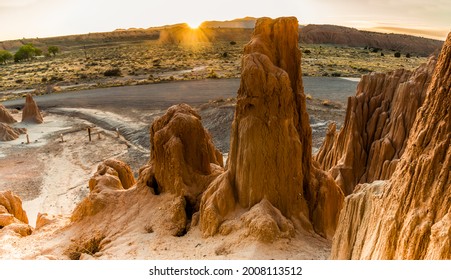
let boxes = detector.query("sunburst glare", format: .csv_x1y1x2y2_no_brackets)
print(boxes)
187,20,203,29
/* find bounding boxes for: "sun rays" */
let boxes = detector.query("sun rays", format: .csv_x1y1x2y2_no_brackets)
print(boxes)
187,20,203,29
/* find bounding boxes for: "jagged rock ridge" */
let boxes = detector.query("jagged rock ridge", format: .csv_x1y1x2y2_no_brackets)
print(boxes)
315,57,436,195
331,32,451,260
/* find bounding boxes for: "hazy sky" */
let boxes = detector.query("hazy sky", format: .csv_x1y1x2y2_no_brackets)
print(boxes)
0,0,449,41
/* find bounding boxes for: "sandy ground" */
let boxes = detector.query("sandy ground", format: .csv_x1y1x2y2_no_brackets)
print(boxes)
0,112,133,227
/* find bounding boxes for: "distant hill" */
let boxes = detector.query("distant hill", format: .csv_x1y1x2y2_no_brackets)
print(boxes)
201,17,257,28
299,25,444,56
0,29,160,51
0,19,444,56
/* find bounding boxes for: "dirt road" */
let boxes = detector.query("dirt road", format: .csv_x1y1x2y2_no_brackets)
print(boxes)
3,77,358,111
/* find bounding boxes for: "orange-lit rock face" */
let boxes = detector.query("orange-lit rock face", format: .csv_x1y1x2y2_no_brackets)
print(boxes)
200,17,343,240
149,103,223,206
331,32,451,260
0,191,32,236
316,57,436,195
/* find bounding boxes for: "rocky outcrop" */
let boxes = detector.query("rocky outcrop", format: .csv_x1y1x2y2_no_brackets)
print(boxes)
72,103,223,232
0,104,16,124
21,94,43,124
331,32,451,259
200,17,343,240
315,57,435,195
73,160,136,221
98,159,135,190
144,103,223,205
0,123,26,141
0,191,32,236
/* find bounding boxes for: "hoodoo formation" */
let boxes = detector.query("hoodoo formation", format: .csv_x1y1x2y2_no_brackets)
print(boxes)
21,94,43,124
0,104,16,124
145,103,224,204
331,32,451,259
200,17,343,240
315,58,436,195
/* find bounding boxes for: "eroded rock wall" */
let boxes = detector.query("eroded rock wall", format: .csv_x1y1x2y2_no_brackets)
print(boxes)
331,32,451,260
315,57,435,195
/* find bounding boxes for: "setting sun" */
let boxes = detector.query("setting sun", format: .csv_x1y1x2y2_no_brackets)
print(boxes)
187,20,203,29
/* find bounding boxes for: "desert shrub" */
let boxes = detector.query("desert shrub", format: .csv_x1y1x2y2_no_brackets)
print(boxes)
15,79,24,83
381,52,384,56
331,72,341,77
0,50,13,64
50,76,63,82
358,67,371,73
229,41,236,45
14,44,42,62
371,47,381,53
222,52,228,58
34,48,43,56
48,46,59,56
394,52,401,58
406,53,411,58
303,49,311,54
104,68,122,77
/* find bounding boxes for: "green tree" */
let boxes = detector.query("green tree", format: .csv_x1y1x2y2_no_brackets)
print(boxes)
48,45,59,56
0,50,13,64
14,44,42,62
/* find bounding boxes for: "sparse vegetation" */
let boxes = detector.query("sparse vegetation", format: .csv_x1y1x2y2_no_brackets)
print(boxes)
104,68,122,77
0,40,429,102
47,46,60,56
394,52,401,58
0,50,13,64
14,44,42,62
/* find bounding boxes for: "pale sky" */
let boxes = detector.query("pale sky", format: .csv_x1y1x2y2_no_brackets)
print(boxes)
0,0,449,41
